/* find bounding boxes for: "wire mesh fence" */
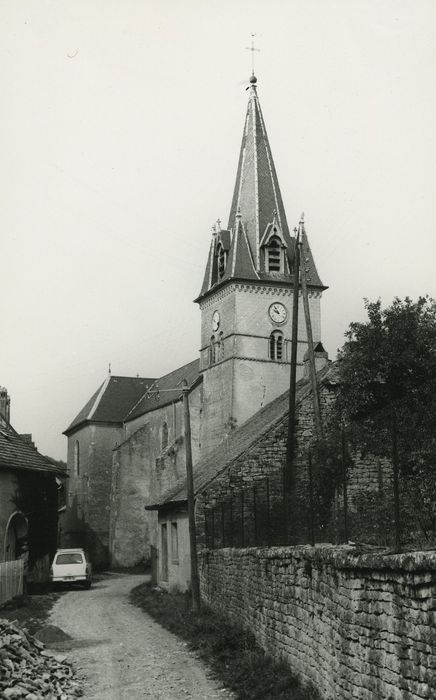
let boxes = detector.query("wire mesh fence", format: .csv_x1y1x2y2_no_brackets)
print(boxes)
204,430,436,551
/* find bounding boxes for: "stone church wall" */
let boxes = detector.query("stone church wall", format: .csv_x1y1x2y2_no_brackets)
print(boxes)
199,546,436,700
109,385,203,567
64,423,122,568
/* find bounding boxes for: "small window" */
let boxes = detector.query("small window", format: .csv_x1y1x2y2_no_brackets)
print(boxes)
161,422,168,450
161,523,168,581
267,236,282,272
269,331,284,360
56,552,83,565
74,440,80,476
171,522,179,562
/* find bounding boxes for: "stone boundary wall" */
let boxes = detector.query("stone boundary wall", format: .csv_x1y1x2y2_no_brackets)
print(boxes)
199,546,436,699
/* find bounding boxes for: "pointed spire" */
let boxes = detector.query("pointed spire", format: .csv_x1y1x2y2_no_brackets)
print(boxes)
195,79,326,302
297,214,324,288
227,76,293,271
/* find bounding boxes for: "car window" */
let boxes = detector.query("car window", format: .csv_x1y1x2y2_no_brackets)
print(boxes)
56,553,83,564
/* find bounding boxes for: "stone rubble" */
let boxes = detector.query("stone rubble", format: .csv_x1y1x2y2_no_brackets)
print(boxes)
0,618,82,700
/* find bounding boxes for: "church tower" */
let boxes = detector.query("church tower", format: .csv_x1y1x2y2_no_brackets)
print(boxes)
195,75,326,454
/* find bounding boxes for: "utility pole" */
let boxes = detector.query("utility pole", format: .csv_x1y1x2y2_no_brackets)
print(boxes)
284,222,301,542
182,380,201,610
299,219,323,439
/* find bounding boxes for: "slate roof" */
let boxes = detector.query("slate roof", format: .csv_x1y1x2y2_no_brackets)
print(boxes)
197,78,325,302
125,359,201,423
65,361,201,435
145,363,335,509
64,375,156,435
0,422,65,476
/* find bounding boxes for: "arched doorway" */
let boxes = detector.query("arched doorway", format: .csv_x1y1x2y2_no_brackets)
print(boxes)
4,511,28,561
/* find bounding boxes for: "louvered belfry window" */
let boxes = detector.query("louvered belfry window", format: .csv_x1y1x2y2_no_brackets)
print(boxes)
217,244,226,279
267,236,282,272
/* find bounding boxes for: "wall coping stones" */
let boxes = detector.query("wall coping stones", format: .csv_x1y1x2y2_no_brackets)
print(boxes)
200,544,436,573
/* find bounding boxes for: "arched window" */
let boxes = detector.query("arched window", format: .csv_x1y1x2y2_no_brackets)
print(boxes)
217,243,226,279
162,422,168,450
218,331,224,361
4,511,28,561
209,335,215,365
209,335,223,365
267,235,282,272
74,440,80,476
213,337,220,364
269,331,284,360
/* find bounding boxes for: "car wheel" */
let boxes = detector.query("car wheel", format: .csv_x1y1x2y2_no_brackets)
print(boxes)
83,581,92,589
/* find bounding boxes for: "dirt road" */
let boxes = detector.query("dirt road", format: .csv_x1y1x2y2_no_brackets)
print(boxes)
48,573,233,700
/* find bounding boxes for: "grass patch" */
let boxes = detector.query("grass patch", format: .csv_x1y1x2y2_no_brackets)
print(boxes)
130,583,320,700
0,591,60,636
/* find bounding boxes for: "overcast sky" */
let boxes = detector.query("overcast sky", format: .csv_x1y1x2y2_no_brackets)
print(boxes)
1,0,435,460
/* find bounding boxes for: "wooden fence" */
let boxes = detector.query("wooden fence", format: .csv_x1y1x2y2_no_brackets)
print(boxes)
0,559,24,606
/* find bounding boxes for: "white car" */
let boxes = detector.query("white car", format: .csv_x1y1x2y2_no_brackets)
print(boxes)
50,548,92,589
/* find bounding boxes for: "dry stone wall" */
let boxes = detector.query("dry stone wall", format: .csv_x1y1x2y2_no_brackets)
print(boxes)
199,545,436,700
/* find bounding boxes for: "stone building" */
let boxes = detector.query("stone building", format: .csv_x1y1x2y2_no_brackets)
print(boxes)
0,387,65,582
63,73,327,570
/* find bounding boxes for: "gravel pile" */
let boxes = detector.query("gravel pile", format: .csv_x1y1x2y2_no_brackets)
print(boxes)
0,618,82,699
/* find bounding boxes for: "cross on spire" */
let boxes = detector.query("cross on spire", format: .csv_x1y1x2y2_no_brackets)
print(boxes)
245,33,260,78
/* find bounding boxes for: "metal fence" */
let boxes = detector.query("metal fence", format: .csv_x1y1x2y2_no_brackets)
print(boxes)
0,559,24,606
204,441,436,551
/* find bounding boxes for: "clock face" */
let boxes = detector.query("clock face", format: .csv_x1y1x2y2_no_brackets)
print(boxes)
212,310,220,331
269,302,287,324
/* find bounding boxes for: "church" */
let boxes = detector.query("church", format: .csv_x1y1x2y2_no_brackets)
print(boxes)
63,72,327,572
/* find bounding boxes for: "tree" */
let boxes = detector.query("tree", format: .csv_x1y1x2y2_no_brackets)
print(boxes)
336,296,436,422
332,297,436,541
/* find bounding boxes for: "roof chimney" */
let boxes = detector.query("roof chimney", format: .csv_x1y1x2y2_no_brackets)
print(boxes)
0,386,10,423
303,342,329,379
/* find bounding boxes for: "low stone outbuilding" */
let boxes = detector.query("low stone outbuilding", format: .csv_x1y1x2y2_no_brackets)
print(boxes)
0,407,65,585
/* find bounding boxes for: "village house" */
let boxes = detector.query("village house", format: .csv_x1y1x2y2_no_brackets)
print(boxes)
63,73,327,570
0,387,65,597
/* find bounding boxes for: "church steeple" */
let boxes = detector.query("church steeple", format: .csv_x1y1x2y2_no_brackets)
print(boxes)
197,76,324,301
196,75,327,455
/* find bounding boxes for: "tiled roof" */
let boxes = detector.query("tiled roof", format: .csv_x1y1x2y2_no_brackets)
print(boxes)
196,80,325,301
125,359,201,423
0,422,66,476
146,363,335,509
64,375,156,435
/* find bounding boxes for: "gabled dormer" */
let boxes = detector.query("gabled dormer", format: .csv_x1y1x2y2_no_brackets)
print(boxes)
215,229,231,280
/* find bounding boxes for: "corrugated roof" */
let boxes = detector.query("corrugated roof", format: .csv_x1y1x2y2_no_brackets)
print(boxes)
146,363,335,509
0,422,66,476
64,375,156,435
125,359,201,423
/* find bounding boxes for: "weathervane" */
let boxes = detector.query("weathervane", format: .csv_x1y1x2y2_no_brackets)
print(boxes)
245,33,260,78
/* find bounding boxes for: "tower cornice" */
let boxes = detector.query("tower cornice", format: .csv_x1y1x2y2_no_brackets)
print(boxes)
195,277,327,308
